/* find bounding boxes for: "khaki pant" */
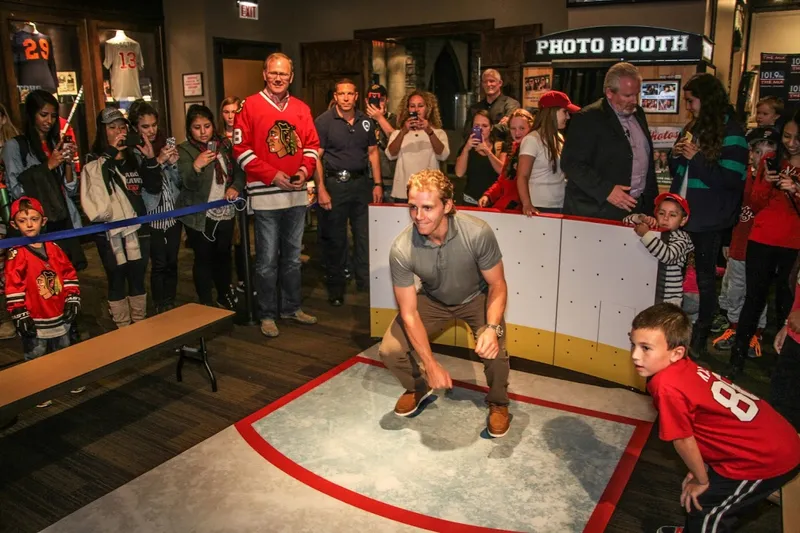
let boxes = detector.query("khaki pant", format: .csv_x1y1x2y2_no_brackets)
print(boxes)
378,292,510,405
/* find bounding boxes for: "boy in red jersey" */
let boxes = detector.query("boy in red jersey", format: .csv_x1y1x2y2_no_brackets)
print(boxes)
630,303,800,532
5,197,80,362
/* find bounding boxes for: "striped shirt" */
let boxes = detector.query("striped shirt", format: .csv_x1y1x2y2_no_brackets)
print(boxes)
150,164,177,231
640,229,694,305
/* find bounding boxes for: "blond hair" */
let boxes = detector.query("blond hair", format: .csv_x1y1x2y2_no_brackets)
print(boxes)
0,103,19,144
509,108,534,130
264,52,294,73
406,169,455,215
396,90,443,129
482,69,502,83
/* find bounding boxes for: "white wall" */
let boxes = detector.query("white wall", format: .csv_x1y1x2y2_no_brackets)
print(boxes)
747,10,800,70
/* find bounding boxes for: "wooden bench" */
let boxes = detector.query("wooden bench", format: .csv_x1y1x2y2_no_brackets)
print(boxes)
0,303,235,420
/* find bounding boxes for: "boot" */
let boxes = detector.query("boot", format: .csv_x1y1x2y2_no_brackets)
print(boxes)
129,294,147,323
108,299,132,329
0,320,16,340
723,344,746,381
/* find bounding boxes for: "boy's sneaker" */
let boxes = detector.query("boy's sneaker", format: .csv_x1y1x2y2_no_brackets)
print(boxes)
70,386,86,394
712,328,736,351
36,400,53,408
747,335,762,358
711,313,730,333
656,528,684,533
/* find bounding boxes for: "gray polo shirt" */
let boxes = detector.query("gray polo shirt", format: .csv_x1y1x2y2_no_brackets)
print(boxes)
389,212,502,305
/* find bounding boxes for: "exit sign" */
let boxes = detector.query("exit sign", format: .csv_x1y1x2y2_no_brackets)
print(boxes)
239,3,258,20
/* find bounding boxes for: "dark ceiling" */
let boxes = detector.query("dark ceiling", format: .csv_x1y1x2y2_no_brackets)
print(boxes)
749,0,800,11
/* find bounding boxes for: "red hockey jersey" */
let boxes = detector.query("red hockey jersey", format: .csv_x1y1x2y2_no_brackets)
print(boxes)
232,91,319,211
5,242,79,339
648,357,800,480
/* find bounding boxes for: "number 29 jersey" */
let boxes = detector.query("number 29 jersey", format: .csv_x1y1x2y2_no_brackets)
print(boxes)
648,357,800,480
12,30,57,92
103,38,143,100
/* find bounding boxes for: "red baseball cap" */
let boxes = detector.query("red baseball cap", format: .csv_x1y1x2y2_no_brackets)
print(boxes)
10,196,45,220
538,91,581,113
654,192,690,218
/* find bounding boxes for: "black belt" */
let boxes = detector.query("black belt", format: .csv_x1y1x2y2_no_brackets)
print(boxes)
325,169,364,183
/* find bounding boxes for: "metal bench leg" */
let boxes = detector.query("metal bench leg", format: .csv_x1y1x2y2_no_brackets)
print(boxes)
175,337,218,392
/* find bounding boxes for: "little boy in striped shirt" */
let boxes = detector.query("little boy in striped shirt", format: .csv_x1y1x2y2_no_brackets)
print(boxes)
625,192,694,307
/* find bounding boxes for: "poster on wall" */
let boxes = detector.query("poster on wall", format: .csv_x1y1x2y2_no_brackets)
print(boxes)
641,80,679,114
650,126,681,188
522,66,553,109
57,71,78,96
759,53,800,110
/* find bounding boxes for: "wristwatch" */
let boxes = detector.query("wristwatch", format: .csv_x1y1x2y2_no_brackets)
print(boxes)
486,324,504,338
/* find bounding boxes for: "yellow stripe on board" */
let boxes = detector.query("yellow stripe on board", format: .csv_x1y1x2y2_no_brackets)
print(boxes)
370,307,645,391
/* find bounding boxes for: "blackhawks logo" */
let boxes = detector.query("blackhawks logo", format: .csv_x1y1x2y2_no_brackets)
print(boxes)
267,120,302,157
36,269,62,300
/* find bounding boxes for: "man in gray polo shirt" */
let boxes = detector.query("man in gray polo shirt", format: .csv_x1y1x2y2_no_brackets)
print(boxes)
378,169,511,437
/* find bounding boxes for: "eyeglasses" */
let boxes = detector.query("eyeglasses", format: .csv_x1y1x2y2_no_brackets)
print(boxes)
266,71,291,79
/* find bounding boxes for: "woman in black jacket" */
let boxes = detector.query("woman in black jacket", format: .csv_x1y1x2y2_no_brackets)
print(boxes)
81,108,162,328
669,73,748,358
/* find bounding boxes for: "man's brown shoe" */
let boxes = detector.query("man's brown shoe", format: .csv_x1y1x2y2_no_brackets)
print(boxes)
394,388,433,417
487,403,510,437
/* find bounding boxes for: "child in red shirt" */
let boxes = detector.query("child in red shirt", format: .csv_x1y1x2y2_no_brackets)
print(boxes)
478,109,535,212
631,303,800,533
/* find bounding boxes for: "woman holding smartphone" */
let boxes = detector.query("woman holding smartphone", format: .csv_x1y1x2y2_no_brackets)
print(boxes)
668,73,748,359
128,100,182,314
385,91,449,202
177,104,244,309
81,107,162,328
2,90,85,269
727,110,800,378
454,110,502,206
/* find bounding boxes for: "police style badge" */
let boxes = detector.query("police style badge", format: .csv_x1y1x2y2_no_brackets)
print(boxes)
362,119,371,133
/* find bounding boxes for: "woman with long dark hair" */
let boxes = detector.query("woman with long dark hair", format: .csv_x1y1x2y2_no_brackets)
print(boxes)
81,107,162,328
516,91,578,215
669,73,748,358
128,100,182,313
728,110,800,378
176,104,244,309
2,90,86,269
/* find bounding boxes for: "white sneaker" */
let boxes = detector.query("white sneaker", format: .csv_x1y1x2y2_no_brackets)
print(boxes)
70,386,86,394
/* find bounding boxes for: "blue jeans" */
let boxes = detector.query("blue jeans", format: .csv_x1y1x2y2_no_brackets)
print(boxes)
253,206,306,320
23,333,70,361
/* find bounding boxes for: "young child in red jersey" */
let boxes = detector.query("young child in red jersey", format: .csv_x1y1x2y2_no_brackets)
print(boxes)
5,197,80,363
630,303,800,533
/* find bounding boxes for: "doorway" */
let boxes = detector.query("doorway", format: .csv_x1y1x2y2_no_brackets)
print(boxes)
213,38,281,107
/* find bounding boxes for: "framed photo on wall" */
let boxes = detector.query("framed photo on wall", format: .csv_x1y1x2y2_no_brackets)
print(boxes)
522,66,553,109
182,72,204,97
185,101,205,114
640,80,680,114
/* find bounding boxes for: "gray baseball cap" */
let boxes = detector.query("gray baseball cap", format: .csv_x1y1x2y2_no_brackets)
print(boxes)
100,107,126,124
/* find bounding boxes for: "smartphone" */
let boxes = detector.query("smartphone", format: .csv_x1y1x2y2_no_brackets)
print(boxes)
765,153,780,173
166,137,176,148
682,131,694,144
61,134,75,156
471,125,482,142
124,131,144,148
290,174,304,184
367,93,382,108
409,111,418,120
207,140,218,152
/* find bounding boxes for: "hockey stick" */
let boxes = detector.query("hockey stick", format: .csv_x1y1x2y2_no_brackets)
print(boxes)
60,86,84,137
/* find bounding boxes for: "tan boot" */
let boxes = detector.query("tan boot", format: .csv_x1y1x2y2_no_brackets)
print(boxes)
129,294,147,323
0,320,16,339
108,299,132,328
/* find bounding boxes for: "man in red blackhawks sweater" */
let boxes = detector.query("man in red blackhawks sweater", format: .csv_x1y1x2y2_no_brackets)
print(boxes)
232,52,320,338
5,197,80,362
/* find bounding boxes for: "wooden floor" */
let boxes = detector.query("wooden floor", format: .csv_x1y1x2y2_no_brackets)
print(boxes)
0,231,782,533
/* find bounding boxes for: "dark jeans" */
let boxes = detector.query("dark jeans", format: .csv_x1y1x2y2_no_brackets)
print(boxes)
150,222,182,307
319,177,370,297
736,241,799,348
688,230,723,332
253,206,306,320
684,464,800,532
185,218,234,306
772,335,800,431
95,230,150,301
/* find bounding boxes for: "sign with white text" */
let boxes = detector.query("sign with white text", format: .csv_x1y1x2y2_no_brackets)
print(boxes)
527,26,711,63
